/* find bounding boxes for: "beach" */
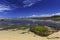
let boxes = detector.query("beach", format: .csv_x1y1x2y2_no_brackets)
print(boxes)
0,29,48,40
0,29,60,40
48,31,60,40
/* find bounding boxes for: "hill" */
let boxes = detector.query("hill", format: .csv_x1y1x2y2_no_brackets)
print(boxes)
30,15,60,21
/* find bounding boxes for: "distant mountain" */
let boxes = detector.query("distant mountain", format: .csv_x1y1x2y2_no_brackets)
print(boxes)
30,15,60,21
0,15,60,21
51,15,60,21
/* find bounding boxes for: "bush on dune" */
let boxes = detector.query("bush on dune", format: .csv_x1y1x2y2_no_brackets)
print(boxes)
30,26,50,36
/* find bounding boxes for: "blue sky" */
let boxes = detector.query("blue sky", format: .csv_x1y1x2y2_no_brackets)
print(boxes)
0,0,60,18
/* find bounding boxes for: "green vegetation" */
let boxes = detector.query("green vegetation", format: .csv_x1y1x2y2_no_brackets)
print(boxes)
30,26,50,36
31,15,60,21
0,19,5,22
51,15,60,21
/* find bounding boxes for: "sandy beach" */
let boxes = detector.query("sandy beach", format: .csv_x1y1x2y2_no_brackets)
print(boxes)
0,29,60,40
48,31,60,40
0,29,47,40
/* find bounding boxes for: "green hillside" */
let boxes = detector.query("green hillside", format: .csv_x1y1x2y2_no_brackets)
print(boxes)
31,15,60,21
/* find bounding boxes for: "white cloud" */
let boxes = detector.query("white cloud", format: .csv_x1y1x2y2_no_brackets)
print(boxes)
0,4,11,12
23,0,42,7
51,13,60,16
28,13,60,17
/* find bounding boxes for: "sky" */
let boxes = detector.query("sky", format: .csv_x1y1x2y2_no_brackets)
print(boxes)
0,0,60,18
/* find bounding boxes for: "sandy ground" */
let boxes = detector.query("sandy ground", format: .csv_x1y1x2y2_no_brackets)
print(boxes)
47,31,60,40
0,29,48,40
0,29,60,40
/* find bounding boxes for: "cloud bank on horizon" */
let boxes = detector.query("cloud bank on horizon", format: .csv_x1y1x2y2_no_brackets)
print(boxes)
28,13,60,17
0,0,60,18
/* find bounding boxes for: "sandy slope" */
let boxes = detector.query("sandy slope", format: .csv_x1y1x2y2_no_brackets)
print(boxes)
0,30,48,40
48,31,60,40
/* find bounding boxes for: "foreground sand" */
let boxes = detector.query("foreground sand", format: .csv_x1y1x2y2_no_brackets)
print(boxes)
48,31,60,40
0,29,60,40
0,29,47,40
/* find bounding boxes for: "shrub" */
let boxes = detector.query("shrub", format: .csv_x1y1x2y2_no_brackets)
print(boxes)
30,26,49,36
0,19,4,22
